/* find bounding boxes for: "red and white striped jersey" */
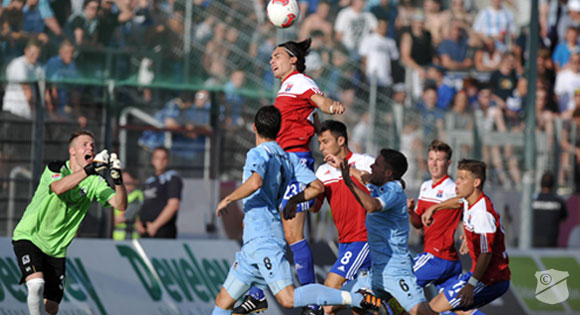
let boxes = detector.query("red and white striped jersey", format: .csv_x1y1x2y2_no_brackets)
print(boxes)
415,176,461,261
274,71,322,152
461,194,511,285
316,152,375,243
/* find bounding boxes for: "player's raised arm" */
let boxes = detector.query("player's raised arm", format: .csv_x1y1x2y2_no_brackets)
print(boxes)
50,149,109,195
311,94,345,115
340,159,382,213
216,172,263,217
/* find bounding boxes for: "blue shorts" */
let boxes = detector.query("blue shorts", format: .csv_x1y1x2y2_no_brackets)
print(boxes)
343,268,427,312
443,272,510,311
413,252,462,288
222,238,293,298
280,151,315,213
330,242,372,280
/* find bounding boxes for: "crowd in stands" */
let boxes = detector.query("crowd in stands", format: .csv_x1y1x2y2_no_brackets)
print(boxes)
0,0,579,191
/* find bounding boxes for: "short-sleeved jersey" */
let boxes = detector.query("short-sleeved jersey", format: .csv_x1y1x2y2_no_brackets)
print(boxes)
242,141,317,243
461,194,510,285
140,170,183,237
366,180,413,274
316,152,374,243
13,161,115,258
415,176,460,261
274,71,322,152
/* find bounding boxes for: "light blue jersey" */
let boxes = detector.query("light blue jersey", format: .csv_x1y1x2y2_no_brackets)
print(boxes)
241,141,317,243
366,180,414,275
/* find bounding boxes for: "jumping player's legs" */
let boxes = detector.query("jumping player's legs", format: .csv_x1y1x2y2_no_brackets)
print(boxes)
13,240,64,315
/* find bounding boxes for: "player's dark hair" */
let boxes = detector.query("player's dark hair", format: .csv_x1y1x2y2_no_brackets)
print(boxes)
278,38,311,73
153,146,170,157
255,105,281,140
68,130,94,146
540,171,555,189
380,148,408,189
457,159,486,189
319,120,348,146
428,140,452,160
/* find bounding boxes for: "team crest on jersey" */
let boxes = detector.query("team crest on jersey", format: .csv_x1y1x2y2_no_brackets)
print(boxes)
436,190,443,198
285,83,293,92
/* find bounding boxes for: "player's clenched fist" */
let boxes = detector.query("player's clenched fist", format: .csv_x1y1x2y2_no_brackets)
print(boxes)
110,153,123,185
84,149,109,176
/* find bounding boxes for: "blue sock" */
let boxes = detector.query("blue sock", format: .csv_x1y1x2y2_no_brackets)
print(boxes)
211,305,232,315
294,284,362,308
248,286,265,300
290,239,315,285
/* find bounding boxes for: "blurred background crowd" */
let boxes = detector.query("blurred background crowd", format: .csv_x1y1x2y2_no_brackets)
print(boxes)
0,0,578,243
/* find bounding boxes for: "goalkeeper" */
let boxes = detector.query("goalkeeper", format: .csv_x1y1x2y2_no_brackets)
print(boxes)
11,130,127,315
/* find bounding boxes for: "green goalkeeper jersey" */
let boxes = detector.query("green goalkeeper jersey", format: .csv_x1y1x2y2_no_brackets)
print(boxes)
13,160,116,258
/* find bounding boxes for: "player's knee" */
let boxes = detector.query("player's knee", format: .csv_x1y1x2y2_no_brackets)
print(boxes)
409,301,436,315
26,278,44,299
45,300,59,315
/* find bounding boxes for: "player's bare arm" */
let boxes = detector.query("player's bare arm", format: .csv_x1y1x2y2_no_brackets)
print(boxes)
216,172,263,216
408,198,423,229
50,170,90,195
108,184,128,211
457,252,492,307
421,196,462,226
311,94,345,115
282,179,324,219
50,149,109,195
340,159,382,213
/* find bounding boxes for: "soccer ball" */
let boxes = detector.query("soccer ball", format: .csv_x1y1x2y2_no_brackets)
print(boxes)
267,0,300,28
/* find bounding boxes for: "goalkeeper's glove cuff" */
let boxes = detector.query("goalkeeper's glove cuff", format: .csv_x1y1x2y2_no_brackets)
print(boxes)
84,163,96,176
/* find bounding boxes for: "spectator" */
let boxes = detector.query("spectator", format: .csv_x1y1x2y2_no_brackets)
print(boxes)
324,45,350,99
2,0,62,36
504,77,527,132
400,10,434,99
473,0,517,52
0,0,29,58
22,0,50,39
304,30,328,79
44,39,86,126
463,76,480,106
113,170,144,240
426,66,456,110
474,38,502,72
424,0,445,46
557,0,580,44
536,88,556,149
449,89,473,131
416,86,445,145
473,87,512,187
489,53,518,108
532,172,568,247
2,39,44,120
561,107,580,190
298,0,333,45
553,26,580,71
439,0,474,40
65,0,99,46
137,146,183,238
394,0,414,34
224,71,246,128
438,18,472,71
555,53,580,115
359,18,399,94
97,0,133,47
334,0,377,59
203,22,228,83
369,0,398,39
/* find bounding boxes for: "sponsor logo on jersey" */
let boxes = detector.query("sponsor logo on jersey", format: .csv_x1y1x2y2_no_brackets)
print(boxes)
436,190,443,198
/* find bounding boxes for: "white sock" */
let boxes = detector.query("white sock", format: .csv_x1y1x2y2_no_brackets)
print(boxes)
26,278,46,315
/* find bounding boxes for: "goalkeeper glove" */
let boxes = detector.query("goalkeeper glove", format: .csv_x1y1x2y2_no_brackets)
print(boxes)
84,149,109,176
110,153,123,185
